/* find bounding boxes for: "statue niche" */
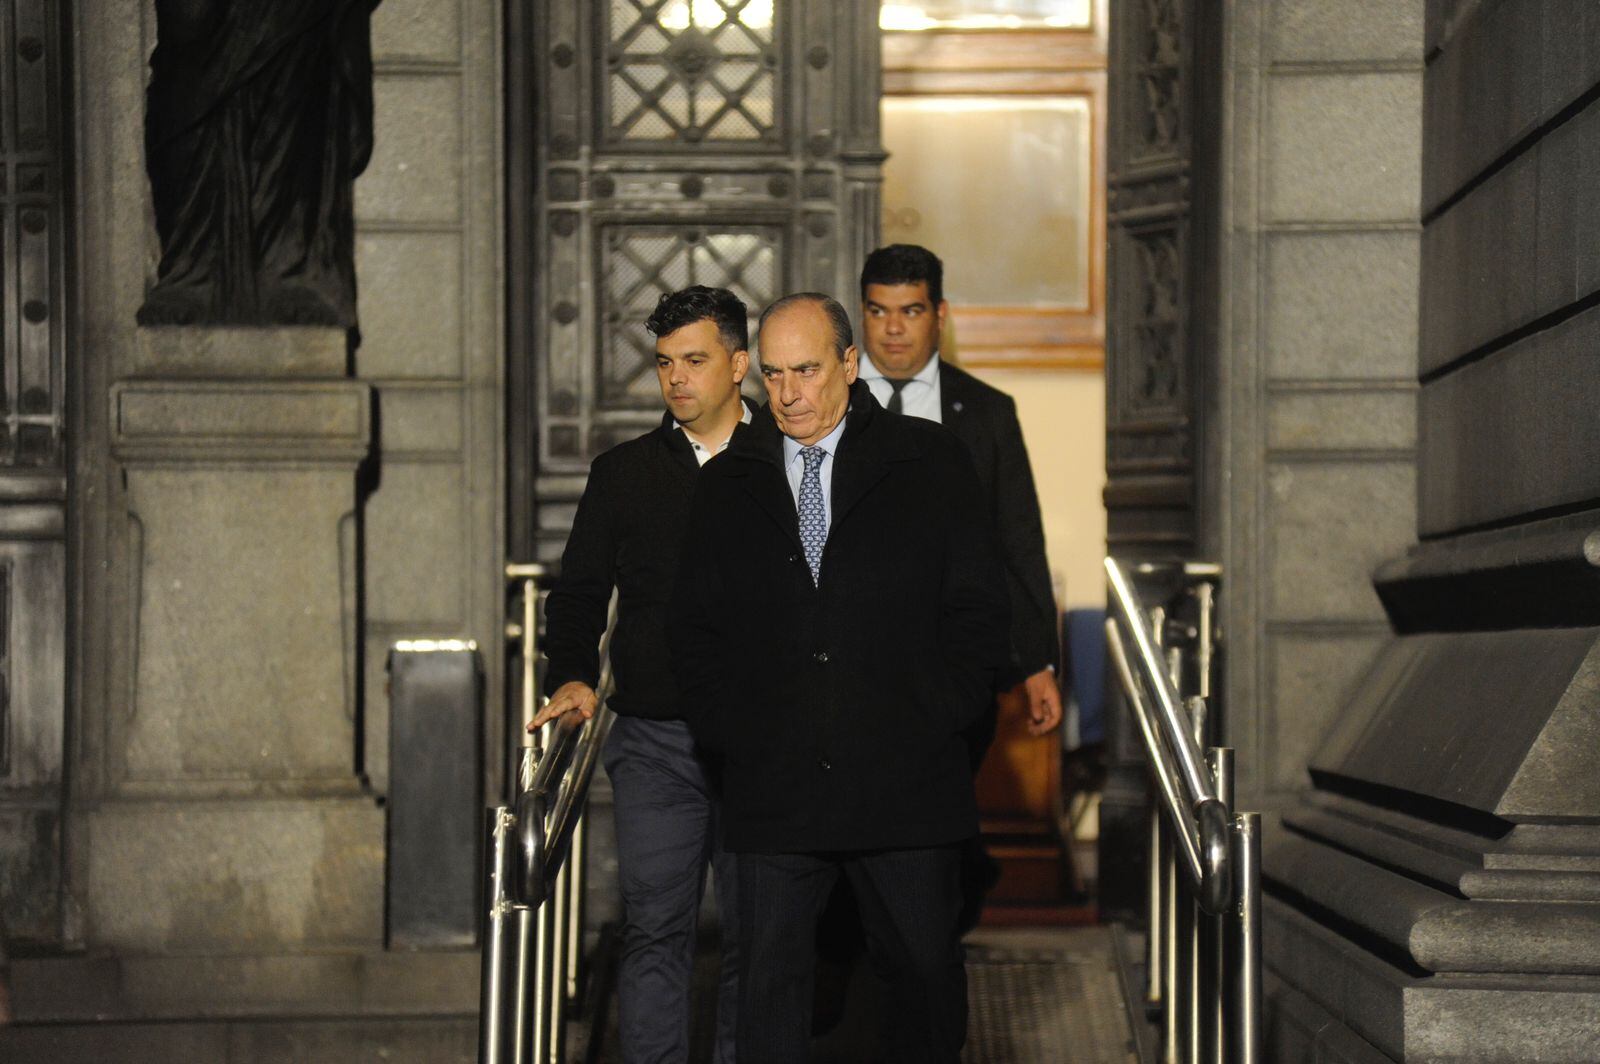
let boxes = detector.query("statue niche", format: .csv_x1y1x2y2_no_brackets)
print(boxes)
138,0,381,330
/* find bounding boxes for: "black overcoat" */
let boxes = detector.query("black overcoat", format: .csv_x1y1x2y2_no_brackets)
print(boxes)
671,381,1010,853
939,361,1060,685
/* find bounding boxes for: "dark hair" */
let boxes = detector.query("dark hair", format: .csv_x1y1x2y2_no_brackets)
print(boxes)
757,293,854,358
645,285,750,353
859,244,944,308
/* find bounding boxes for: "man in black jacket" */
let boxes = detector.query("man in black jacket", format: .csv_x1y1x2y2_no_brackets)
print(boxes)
859,244,1062,741
671,293,1010,1063
537,286,752,1064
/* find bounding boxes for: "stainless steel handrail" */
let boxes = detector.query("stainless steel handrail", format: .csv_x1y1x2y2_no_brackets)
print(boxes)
1106,557,1231,915
1105,556,1261,1064
481,568,617,1064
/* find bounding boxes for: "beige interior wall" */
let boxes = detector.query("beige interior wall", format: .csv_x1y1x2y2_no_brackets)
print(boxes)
968,366,1107,611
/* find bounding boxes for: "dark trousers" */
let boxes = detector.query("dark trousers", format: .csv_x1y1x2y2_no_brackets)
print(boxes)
736,845,967,1064
605,716,739,1064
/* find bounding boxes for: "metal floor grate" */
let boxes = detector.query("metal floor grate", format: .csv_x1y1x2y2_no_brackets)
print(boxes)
964,941,1139,1064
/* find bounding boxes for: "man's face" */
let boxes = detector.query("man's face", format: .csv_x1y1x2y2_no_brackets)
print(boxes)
862,281,946,379
758,303,858,446
655,317,749,428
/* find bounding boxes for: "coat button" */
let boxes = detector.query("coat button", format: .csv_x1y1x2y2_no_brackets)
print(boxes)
818,758,832,770
813,650,829,664
789,553,800,564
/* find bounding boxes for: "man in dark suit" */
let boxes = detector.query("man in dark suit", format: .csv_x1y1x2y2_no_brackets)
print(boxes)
536,286,752,1064
671,293,1011,1063
859,244,1062,741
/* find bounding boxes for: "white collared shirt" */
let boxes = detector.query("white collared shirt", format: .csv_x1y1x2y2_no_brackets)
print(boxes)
676,401,753,467
782,412,849,532
859,351,943,424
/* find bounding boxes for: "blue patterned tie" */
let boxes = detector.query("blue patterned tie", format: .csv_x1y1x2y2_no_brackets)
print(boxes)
798,446,827,585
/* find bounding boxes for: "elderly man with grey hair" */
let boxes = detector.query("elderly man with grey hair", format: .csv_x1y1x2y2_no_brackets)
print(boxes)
671,292,1011,1062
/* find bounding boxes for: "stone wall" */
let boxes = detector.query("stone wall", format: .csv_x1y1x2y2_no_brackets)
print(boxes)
1258,2,1600,1059
354,0,507,801
31,0,505,1036
1211,0,1424,807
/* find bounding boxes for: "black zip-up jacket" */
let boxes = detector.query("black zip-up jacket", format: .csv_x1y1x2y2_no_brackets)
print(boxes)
543,406,751,719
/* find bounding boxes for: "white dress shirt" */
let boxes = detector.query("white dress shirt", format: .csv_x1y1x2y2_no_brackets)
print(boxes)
677,401,753,467
782,413,849,533
859,351,943,424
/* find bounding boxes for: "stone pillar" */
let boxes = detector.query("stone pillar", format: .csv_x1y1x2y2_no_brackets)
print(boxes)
85,328,382,953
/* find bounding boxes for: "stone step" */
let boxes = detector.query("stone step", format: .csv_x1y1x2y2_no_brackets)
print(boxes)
5,948,482,1025
0,1015,481,1064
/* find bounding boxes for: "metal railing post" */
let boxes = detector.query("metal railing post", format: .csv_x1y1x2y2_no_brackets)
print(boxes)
511,907,535,1064
1232,813,1262,1064
547,859,571,1064
480,807,516,1064
1147,803,1164,1014
566,812,587,1005
1178,695,1203,1064
1163,821,1180,1064
1194,579,1216,702
532,898,554,1064
1205,748,1234,1064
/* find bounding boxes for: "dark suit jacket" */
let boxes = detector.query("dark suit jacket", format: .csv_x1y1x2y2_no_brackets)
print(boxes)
670,381,1011,853
939,362,1059,686
543,404,752,720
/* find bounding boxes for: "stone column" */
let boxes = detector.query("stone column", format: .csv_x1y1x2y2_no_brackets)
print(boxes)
84,328,382,953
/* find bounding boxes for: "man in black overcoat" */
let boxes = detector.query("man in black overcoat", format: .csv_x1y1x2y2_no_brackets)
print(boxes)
671,293,1011,1063
859,244,1062,740
537,286,753,1063
855,244,1064,933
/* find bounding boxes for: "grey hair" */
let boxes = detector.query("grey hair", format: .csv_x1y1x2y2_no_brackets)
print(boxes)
756,292,854,358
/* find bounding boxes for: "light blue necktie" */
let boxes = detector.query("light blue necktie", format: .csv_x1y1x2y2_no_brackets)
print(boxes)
798,446,827,585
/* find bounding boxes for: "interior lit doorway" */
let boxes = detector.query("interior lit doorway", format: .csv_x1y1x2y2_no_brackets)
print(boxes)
879,0,1111,911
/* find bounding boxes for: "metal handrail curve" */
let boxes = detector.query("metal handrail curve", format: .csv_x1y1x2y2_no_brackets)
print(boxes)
1104,556,1232,916
482,570,616,1064
513,598,618,908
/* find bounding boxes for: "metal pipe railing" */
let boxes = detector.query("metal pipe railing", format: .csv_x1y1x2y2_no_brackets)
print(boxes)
480,566,616,1064
1106,558,1231,915
1104,556,1261,1064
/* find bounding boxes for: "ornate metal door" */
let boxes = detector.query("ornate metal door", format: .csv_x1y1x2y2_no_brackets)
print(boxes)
0,0,71,947
508,0,884,561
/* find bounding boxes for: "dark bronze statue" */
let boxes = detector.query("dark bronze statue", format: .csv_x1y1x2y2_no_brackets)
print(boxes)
138,0,381,329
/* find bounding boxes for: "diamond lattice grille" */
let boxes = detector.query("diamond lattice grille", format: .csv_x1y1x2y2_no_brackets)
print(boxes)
605,0,779,144
599,226,778,407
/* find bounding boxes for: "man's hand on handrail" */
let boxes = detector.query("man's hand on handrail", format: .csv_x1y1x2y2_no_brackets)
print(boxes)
530,680,599,730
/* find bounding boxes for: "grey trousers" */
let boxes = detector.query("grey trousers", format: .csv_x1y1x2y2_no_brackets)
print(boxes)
604,715,739,1064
